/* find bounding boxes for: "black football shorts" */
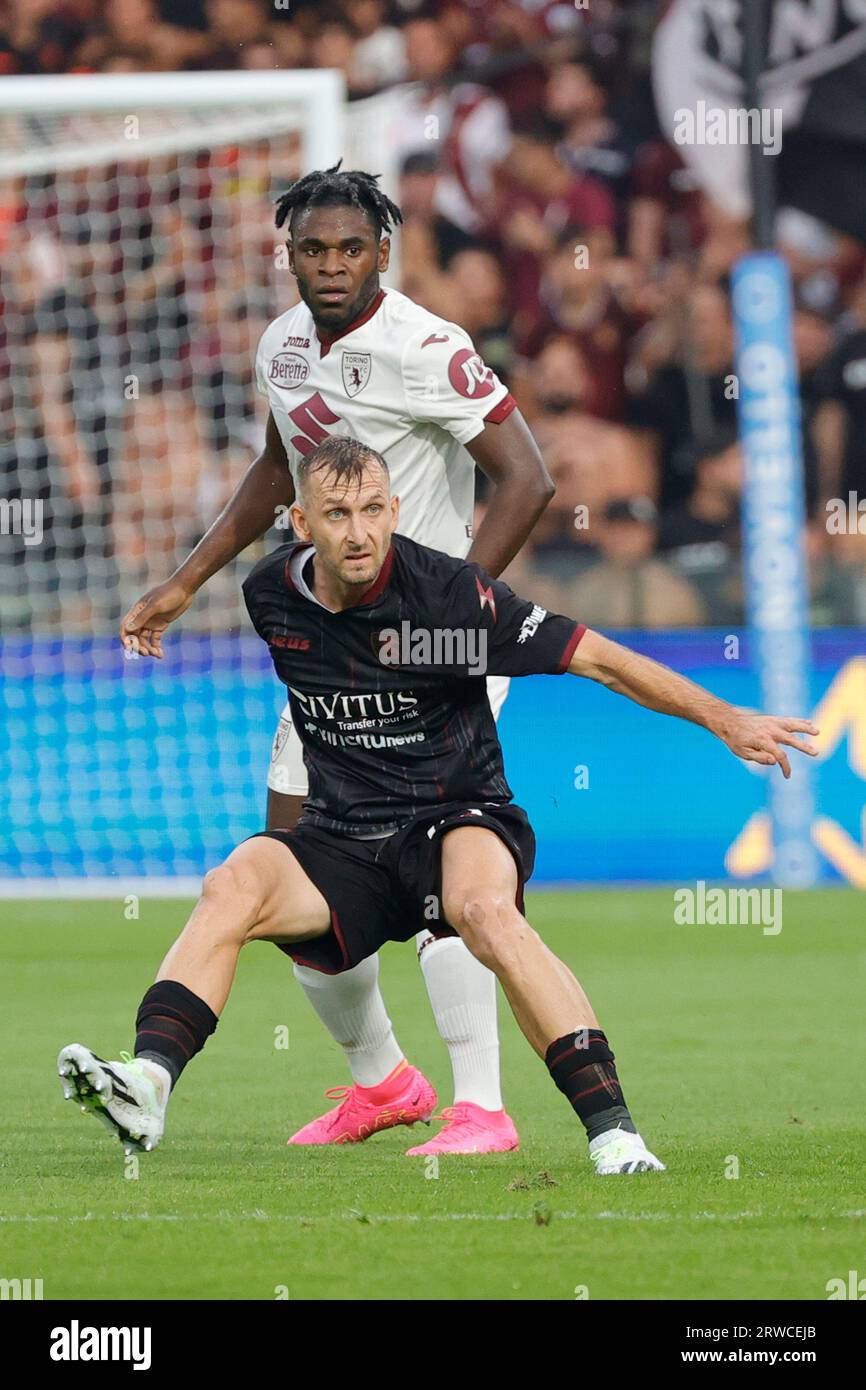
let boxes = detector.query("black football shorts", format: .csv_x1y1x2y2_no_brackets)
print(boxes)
251,801,536,974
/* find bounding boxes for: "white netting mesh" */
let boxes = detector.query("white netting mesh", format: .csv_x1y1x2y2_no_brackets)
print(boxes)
1,118,310,636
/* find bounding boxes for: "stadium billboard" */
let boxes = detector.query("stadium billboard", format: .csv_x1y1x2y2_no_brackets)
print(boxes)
1,631,864,889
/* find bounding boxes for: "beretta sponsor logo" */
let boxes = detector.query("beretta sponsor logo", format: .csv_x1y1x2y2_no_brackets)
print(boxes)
268,353,310,389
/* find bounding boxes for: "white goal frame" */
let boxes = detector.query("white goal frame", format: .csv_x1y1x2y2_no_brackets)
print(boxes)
0,69,345,177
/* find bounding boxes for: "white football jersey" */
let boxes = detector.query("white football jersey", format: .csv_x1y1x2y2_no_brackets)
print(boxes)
254,286,514,559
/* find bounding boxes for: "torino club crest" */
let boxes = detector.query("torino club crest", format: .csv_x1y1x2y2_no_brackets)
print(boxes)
342,351,371,397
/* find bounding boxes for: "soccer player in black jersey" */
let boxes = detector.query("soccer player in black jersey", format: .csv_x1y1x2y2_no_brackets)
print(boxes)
60,439,819,1173
120,164,556,1157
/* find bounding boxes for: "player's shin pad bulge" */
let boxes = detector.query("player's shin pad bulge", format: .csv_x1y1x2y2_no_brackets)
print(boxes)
266,680,510,798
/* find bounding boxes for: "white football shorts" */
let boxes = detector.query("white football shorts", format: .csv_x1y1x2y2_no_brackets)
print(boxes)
266,674,511,797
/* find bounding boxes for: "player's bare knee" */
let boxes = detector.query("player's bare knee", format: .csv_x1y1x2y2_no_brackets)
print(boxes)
200,857,266,935
479,913,539,976
448,893,528,968
443,888,497,931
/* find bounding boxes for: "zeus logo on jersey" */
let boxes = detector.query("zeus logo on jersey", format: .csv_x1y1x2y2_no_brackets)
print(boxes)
517,605,547,644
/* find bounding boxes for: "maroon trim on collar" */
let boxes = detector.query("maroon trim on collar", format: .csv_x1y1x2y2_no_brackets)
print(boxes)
353,543,394,607
283,543,394,608
282,542,312,593
484,392,517,424
317,287,386,358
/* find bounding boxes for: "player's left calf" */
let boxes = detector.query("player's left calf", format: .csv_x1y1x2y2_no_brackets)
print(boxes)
134,979,219,1088
545,1030,665,1174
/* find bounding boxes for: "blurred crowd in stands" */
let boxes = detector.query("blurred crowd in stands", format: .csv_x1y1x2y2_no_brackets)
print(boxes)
2,0,866,629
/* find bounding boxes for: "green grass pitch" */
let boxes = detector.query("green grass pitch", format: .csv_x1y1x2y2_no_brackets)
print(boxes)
2,889,862,1301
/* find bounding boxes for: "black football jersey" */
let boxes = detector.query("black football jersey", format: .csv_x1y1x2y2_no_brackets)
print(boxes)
243,533,585,836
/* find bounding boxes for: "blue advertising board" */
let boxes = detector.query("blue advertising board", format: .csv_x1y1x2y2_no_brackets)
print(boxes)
1,631,864,888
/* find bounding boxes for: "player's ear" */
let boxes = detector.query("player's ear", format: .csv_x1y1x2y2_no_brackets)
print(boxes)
287,239,296,277
289,502,311,540
378,237,390,273
390,494,400,527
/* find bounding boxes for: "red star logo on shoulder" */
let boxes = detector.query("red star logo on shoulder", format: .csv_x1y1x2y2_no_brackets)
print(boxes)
475,575,497,622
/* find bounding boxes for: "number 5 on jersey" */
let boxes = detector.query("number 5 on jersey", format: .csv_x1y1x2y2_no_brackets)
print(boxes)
288,392,343,456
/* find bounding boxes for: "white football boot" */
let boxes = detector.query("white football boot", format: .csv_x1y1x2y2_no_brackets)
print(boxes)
589,1125,666,1174
58,1044,170,1155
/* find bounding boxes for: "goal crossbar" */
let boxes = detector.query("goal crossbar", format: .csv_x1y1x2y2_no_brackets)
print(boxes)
0,70,346,177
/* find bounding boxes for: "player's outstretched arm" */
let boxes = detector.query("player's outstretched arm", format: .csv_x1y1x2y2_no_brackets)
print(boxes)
465,411,555,579
568,628,819,779
120,412,294,658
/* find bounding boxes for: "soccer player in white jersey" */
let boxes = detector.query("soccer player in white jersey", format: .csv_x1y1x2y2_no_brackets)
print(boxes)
121,165,556,1155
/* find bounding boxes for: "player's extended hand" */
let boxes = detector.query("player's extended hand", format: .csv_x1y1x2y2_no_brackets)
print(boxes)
119,579,195,659
714,710,819,779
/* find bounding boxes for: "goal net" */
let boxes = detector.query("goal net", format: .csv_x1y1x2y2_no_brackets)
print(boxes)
0,71,407,890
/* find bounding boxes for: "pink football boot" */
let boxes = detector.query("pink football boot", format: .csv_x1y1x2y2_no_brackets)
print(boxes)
287,1062,437,1145
406,1101,519,1156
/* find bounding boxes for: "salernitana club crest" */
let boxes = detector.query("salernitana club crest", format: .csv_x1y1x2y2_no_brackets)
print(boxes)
271,718,292,761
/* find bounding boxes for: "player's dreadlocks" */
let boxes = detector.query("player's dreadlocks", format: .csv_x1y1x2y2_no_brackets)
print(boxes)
274,162,403,239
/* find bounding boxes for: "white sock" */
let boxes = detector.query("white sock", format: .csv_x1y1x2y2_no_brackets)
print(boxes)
416,931,503,1111
136,1058,171,1106
293,955,405,1088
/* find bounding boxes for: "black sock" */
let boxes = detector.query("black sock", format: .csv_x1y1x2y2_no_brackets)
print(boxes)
135,980,218,1089
545,1029,637,1142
